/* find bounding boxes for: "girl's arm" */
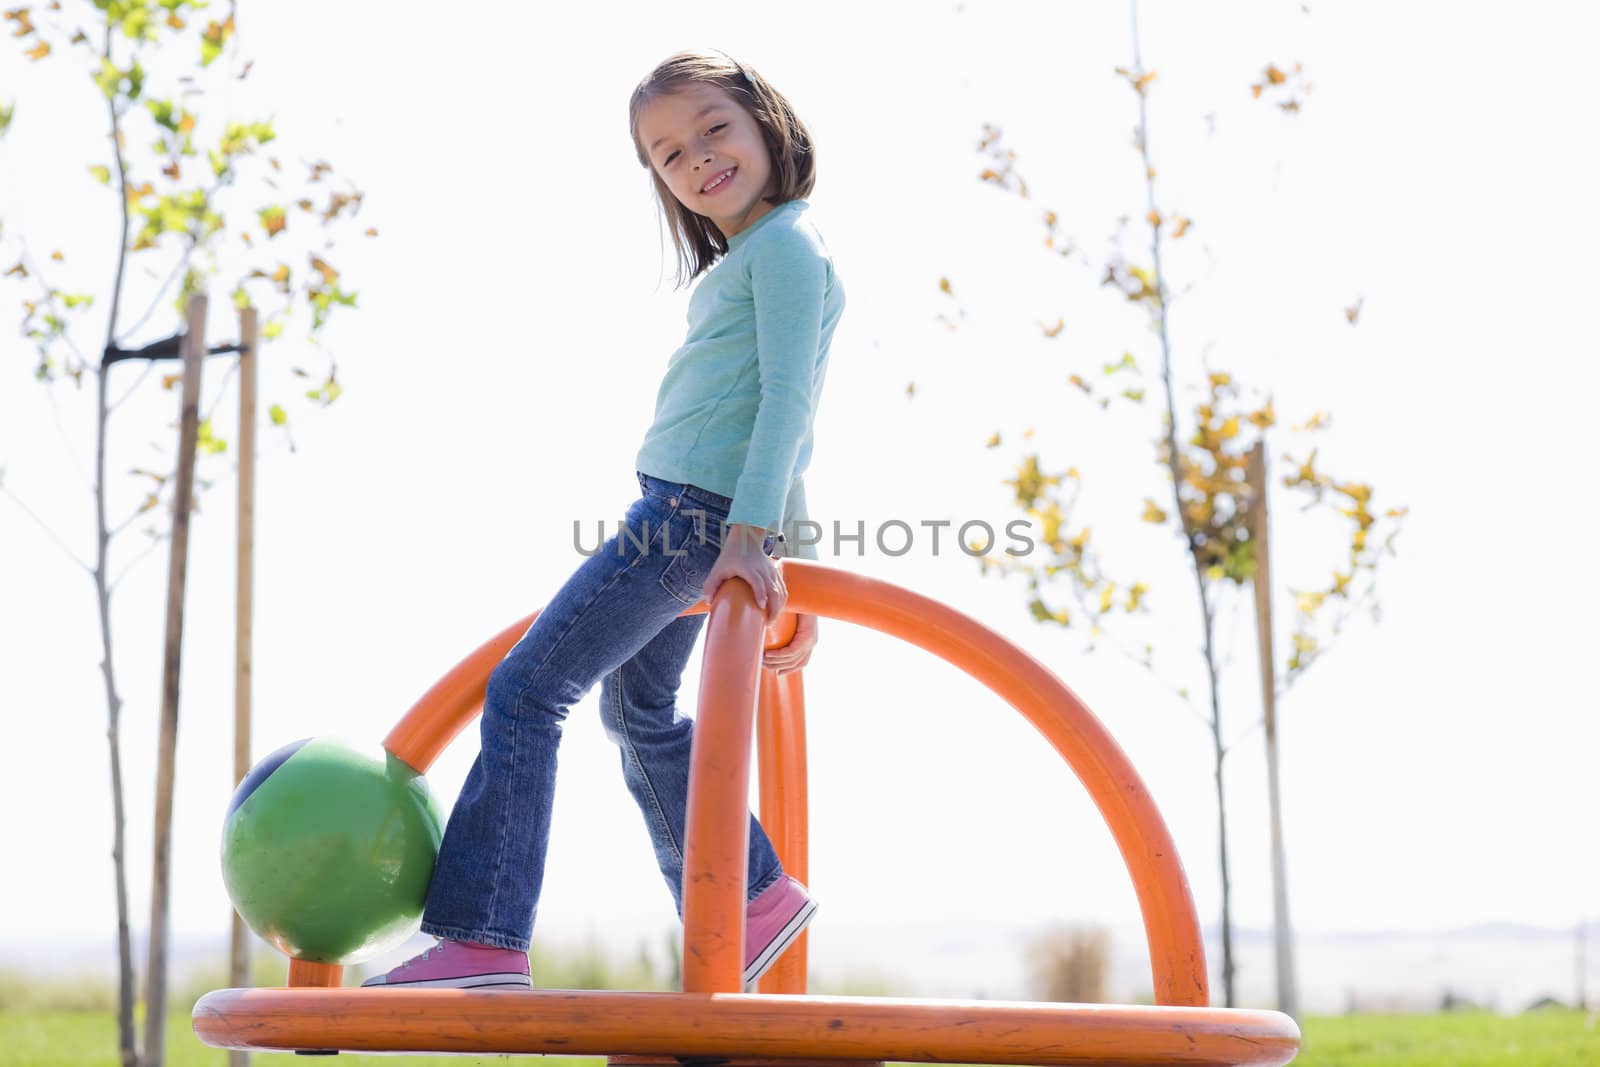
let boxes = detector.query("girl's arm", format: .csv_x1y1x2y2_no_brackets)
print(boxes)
723,224,829,544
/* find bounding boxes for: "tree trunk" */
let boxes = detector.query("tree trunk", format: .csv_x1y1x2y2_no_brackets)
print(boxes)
1205,649,1236,1006
1130,0,1237,1007
94,366,140,1067
98,22,140,1064
142,294,207,1067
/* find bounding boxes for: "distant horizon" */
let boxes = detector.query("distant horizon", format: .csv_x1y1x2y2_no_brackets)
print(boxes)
7,917,1590,1016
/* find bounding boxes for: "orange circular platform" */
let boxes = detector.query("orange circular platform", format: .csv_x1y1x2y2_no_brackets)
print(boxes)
192,987,1300,1064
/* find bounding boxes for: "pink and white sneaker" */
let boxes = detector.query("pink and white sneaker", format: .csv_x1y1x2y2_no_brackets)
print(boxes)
743,874,818,988
360,937,532,989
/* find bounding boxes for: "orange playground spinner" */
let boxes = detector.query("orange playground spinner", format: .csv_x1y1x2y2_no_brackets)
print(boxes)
193,561,1301,1065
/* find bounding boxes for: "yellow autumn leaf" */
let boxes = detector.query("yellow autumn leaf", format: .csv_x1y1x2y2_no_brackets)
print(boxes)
1127,582,1149,611
259,205,286,237
1337,481,1372,504
25,40,49,61
985,431,1001,448
1208,371,1232,389
1141,499,1168,523
309,255,338,284
1294,590,1325,614
938,277,952,295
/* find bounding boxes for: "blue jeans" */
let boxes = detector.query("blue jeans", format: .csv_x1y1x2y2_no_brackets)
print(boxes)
419,471,787,952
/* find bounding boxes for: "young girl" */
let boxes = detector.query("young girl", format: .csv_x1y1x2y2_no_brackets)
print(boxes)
362,50,846,991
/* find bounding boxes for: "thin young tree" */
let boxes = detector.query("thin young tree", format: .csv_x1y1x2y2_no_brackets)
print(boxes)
0,4,371,1063
927,5,1404,1007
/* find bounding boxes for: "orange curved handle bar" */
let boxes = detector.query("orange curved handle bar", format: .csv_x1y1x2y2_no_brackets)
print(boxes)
382,561,1209,1006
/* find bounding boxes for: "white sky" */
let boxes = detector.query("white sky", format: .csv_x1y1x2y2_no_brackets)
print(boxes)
1,0,1596,996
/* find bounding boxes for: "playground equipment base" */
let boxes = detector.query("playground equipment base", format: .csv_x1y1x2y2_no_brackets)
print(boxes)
191,987,1300,1066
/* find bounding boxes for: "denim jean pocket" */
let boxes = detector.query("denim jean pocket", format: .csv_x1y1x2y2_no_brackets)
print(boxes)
658,523,722,606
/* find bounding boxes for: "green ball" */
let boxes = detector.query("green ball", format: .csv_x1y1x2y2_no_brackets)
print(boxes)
220,736,444,965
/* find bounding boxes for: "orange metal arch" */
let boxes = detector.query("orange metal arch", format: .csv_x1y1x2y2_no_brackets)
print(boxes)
377,561,1208,1007
194,562,1302,1063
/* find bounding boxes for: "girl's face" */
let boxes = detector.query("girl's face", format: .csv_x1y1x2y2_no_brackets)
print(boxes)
638,82,780,241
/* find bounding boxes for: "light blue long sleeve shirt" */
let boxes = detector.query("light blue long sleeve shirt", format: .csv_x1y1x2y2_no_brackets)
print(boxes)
634,198,846,561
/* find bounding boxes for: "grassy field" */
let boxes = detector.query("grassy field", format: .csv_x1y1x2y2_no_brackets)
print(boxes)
3,1007,1597,1066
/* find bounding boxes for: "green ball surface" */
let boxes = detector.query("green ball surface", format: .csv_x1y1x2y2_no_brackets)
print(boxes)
220,736,444,965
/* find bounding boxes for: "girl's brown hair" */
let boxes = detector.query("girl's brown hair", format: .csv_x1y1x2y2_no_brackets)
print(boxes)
629,49,816,289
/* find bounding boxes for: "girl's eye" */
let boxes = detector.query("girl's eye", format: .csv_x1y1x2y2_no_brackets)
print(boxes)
664,125,728,166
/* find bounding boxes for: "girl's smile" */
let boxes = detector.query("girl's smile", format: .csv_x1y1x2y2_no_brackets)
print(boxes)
700,166,737,194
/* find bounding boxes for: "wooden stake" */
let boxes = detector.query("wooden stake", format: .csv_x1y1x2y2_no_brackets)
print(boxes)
229,306,259,1066
144,292,207,1067
1247,439,1299,1021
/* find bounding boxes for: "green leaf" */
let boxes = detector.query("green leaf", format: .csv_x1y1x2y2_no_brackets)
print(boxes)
0,101,14,139
1102,352,1138,375
196,418,228,455
120,4,151,41
268,404,287,426
61,293,95,309
90,165,112,184
95,59,122,99
147,98,177,131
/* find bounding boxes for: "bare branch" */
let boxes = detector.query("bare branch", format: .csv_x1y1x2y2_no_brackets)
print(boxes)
107,528,170,595
107,360,157,414
1223,714,1265,756
115,247,197,345
1,483,93,573
43,377,97,495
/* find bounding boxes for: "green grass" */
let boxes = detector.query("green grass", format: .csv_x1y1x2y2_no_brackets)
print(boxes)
1291,1010,1600,1066
1,1009,588,1066
5,1006,1597,1065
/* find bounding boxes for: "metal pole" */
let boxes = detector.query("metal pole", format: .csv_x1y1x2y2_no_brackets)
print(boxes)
1248,440,1299,1021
